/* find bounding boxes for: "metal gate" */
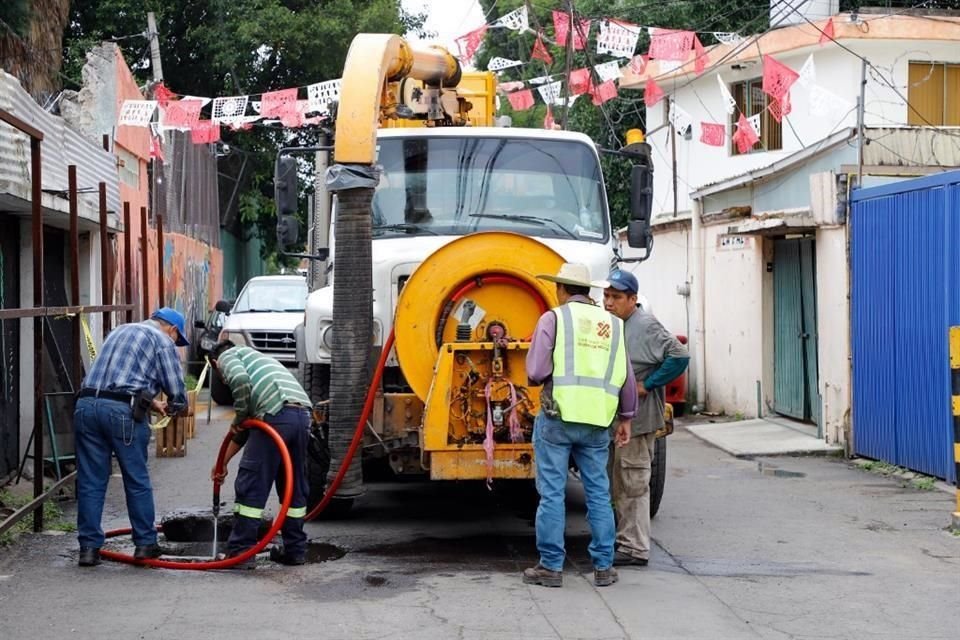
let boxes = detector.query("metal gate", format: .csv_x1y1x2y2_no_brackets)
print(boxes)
774,238,819,423
851,171,960,482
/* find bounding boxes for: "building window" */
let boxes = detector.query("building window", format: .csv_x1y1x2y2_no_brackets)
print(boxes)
117,147,141,188
907,62,960,126
729,78,782,155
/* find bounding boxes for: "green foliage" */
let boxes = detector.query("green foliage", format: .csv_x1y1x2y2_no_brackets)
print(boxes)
62,0,425,260
0,0,32,36
0,489,69,546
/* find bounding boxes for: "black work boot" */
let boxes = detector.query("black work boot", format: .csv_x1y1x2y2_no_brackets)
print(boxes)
78,548,101,567
270,547,306,566
133,544,162,560
522,564,563,587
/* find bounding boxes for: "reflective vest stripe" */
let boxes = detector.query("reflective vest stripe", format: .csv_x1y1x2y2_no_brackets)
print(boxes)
286,506,307,519
553,304,623,395
234,503,264,519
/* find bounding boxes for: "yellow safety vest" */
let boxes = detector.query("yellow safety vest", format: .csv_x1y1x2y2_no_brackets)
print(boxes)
551,302,627,427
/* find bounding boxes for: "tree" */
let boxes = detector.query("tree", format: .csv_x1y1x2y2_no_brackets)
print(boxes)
0,0,70,101
62,0,426,261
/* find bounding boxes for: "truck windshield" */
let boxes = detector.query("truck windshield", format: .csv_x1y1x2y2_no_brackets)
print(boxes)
232,279,308,313
371,136,608,242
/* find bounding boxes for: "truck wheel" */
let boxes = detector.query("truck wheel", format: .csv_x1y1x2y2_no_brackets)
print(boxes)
302,363,354,518
210,372,234,406
650,437,667,518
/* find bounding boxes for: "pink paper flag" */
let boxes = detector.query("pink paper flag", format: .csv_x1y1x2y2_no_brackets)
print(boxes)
693,35,707,75
732,113,759,153
190,121,221,144
644,77,665,107
649,29,695,61
531,34,553,65
761,55,800,101
699,122,726,146
161,99,204,129
819,18,835,45
456,24,488,61
591,80,618,106
260,88,298,118
569,68,592,95
552,11,591,50
506,89,534,111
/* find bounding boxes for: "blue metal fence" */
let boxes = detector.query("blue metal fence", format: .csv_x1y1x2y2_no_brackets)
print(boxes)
851,171,960,483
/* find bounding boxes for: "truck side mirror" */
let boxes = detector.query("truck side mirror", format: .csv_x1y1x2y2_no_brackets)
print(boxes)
627,158,653,251
275,156,300,251
214,300,233,314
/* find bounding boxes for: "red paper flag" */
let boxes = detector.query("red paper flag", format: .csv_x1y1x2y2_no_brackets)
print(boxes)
819,18,835,45
693,35,707,75
261,88,298,118
531,34,553,64
761,54,799,101
153,82,176,107
628,54,647,76
279,100,308,128
644,77,664,107
456,24,488,61
769,92,792,122
161,98,203,129
699,122,725,147
591,80,618,106
649,29,695,61
552,11,591,50
190,120,221,144
506,89,534,111
149,133,164,161
569,68,592,95
544,105,556,130
732,113,759,153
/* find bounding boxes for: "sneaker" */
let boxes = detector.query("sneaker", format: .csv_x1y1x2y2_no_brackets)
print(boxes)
269,547,306,566
78,548,101,567
133,544,162,560
522,563,563,587
594,566,619,587
613,550,648,567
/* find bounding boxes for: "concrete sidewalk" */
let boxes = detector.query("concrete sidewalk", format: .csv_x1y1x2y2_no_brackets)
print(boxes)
685,414,843,457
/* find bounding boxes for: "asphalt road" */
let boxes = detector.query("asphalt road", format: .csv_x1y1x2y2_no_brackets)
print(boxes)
0,408,957,639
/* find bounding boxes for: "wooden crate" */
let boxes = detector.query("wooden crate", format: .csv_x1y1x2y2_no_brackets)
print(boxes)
155,414,186,457
184,390,198,439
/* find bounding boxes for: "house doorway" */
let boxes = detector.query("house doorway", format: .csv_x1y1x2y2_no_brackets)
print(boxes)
773,237,819,423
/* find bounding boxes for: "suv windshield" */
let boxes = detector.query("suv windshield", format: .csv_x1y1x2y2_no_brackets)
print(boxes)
232,279,308,313
371,137,608,242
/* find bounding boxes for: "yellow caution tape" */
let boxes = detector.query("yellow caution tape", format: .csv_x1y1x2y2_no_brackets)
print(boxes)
80,314,98,362
150,416,172,431
195,360,210,393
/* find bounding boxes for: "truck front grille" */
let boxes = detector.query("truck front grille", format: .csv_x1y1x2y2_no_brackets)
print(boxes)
249,331,297,353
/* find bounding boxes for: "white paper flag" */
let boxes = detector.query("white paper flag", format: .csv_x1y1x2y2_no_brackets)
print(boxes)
668,100,693,135
212,96,249,123
797,54,816,89
597,19,641,59
492,6,528,32
748,113,762,136
713,32,744,46
594,61,623,83
555,94,579,107
307,79,341,113
809,85,853,118
118,100,157,127
717,74,737,115
488,56,524,71
528,75,554,86
537,80,563,105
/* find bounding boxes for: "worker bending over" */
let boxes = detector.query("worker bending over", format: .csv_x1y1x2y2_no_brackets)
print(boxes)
209,341,312,568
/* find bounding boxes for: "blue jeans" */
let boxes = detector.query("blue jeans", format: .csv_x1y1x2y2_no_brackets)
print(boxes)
74,397,156,549
532,411,615,571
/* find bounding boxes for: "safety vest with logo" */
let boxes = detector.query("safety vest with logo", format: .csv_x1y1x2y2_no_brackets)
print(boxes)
551,302,627,427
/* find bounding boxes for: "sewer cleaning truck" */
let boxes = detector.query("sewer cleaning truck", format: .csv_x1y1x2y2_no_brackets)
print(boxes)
274,34,666,518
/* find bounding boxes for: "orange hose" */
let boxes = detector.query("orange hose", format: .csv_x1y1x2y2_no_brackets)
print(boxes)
100,418,292,570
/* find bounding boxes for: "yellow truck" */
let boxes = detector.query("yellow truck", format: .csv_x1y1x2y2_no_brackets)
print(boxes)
273,34,666,517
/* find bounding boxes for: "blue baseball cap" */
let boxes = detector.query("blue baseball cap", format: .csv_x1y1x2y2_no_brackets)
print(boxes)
606,269,639,295
151,307,190,347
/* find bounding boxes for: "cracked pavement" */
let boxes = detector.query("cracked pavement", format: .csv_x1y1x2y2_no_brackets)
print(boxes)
0,406,957,639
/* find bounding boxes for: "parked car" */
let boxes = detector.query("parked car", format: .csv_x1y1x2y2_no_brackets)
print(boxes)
211,275,308,405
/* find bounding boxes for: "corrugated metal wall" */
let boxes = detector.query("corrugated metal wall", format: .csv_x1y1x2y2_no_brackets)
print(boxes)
851,171,960,482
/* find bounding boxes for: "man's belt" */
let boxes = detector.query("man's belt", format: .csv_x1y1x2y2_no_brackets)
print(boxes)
77,388,134,404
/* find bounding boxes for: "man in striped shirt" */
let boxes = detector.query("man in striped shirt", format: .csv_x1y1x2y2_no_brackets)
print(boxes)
209,341,312,567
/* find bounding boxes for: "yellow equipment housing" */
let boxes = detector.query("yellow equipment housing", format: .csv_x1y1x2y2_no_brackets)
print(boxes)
393,233,564,480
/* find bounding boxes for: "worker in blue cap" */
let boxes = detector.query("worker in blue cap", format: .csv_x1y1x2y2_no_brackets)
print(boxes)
73,307,189,567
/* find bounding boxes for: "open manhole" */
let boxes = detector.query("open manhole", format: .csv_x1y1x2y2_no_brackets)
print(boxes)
103,509,348,564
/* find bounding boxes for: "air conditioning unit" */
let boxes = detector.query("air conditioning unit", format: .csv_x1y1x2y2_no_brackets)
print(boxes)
770,0,838,28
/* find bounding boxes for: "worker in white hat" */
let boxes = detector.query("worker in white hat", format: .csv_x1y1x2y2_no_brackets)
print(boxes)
522,263,637,589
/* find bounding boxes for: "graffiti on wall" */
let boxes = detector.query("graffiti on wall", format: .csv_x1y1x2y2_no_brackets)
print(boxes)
163,235,224,332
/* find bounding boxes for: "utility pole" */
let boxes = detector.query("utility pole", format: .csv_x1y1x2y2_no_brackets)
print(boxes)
147,12,164,82
146,11,163,305
560,0,575,130
856,58,866,186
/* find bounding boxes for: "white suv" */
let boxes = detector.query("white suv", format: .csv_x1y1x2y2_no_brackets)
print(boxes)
213,275,308,404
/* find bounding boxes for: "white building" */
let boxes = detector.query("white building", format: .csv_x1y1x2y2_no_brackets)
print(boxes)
618,9,960,445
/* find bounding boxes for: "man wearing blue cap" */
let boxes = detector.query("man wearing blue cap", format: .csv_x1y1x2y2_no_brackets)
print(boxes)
603,269,689,567
73,307,189,567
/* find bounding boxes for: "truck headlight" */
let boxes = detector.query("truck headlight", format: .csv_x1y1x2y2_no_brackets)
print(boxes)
319,323,334,351
218,330,247,347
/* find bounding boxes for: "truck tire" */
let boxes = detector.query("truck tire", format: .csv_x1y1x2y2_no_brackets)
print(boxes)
210,372,234,406
302,363,354,519
650,436,667,518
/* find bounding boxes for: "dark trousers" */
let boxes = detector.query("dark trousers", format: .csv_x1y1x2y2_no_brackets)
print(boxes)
228,406,310,556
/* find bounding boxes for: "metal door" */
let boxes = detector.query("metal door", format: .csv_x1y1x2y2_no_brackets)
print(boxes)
0,215,20,478
774,238,819,422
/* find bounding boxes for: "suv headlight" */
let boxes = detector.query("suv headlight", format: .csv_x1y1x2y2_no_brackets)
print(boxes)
319,323,334,351
218,330,248,347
